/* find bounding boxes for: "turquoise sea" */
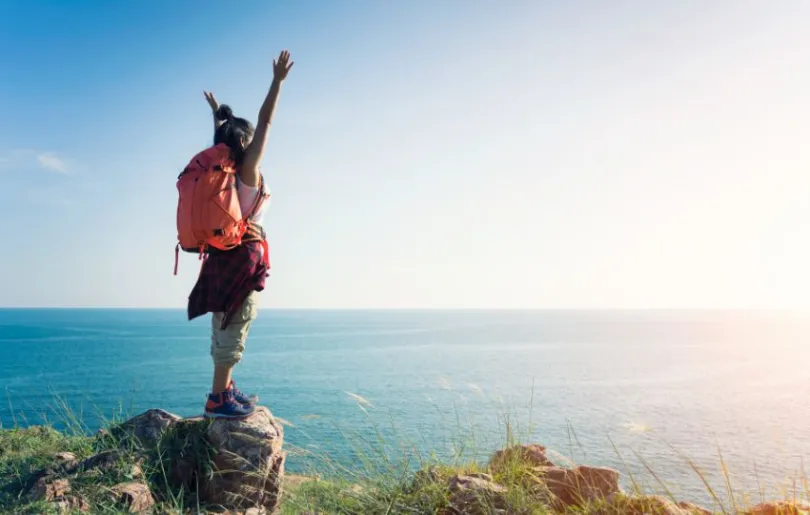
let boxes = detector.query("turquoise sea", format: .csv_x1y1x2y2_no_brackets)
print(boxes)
1,309,809,505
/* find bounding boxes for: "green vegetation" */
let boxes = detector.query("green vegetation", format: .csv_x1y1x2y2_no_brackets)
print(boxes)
1,403,808,514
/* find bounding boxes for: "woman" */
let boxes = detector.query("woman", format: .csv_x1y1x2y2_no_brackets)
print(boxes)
188,49,294,419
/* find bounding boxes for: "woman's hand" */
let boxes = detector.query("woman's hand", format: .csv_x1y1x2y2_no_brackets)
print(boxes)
273,50,294,82
203,91,220,114
204,91,225,130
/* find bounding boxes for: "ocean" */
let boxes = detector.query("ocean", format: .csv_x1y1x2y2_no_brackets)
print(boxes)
1,308,809,506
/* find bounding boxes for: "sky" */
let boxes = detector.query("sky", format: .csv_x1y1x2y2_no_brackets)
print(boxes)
1,0,810,309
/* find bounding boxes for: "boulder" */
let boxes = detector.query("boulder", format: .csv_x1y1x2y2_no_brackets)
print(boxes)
488,443,554,472
111,406,286,511
447,473,509,515
539,465,620,508
53,452,77,463
29,477,70,502
608,495,697,514
111,481,155,513
678,500,713,514
73,449,125,474
50,494,90,513
113,408,182,448
200,406,286,511
24,451,125,500
746,501,810,515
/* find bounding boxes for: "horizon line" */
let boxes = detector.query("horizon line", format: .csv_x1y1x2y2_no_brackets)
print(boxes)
0,306,808,312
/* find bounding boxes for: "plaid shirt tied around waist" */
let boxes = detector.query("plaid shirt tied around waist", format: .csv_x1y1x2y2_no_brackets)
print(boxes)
187,239,268,329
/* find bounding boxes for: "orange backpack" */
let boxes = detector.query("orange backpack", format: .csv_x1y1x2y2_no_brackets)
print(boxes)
173,143,265,275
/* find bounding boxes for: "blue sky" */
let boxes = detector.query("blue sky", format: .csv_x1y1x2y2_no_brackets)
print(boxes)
2,0,810,309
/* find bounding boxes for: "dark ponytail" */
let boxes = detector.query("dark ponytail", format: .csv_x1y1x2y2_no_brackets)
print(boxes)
215,105,234,123
214,104,255,165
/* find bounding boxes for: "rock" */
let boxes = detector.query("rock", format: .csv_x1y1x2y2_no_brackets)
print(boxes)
488,443,554,472
102,407,286,511
80,449,123,470
24,449,124,495
411,466,445,490
610,495,693,514
678,500,713,514
448,474,504,493
746,501,810,515
114,408,182,448
66,449,125,475
540,467,577,506
51,494,90,513
29,477,71,502
575,465,621,502
54,452,77,463
601,495,713,515
111,482,155,513
200,406,286,511
447,474,509,515
539,465,620,508
127,463,144,480
169,449,198,492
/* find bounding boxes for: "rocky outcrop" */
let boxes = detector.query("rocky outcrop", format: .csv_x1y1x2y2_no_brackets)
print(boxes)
483,443,718,513
116,406,286,512
481,444,810,514
745,501,810,515
540,464,621,509
29,476,71,502
605,494,714,514
489,443,554,471
446,473,509,515
487,443,620,509
27,474,90,513
110,481,155,513
53,452,76,463
18,407,285,513
200,407,286,510
111,408,182,448
51,494,90,513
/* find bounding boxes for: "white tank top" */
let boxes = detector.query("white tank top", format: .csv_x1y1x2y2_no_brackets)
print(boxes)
236,176,269,226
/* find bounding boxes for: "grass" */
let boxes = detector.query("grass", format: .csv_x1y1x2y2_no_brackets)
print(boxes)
1,397,809,514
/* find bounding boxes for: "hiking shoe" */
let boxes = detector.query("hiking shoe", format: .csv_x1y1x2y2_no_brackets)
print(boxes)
230,381,258,405
205,390,256,419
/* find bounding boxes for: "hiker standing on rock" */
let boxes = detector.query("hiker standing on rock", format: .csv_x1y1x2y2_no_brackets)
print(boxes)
175,49,294,419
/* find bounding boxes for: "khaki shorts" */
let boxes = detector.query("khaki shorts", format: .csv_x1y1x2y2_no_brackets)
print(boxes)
210,291,258,367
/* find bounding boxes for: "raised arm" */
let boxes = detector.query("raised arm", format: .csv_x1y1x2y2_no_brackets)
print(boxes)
239,50,294,188
204,91,225,133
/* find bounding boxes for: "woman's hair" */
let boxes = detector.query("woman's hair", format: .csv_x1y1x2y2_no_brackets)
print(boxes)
214,105,255,164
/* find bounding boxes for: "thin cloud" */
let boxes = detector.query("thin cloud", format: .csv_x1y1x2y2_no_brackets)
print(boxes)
36,153,69,174
0,149,73,175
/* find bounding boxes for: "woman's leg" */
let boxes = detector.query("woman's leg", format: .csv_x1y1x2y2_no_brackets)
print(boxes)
212,363,234,394
210,293,258,376
206,293,258,418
